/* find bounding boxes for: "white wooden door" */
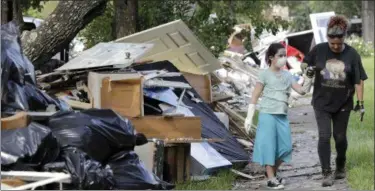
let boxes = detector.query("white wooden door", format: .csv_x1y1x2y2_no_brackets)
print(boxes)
115,20,221,75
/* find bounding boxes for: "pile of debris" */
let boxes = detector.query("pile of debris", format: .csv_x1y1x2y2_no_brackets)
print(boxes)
1,20,254,190
1,16,315,189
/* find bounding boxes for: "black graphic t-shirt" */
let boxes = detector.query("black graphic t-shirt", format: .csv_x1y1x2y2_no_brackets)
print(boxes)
303,42,368,113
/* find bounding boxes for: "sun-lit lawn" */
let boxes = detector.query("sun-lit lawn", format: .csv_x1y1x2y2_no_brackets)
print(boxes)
174,170,235,190
346,57,374,190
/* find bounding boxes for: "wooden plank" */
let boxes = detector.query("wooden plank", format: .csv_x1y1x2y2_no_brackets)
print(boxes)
237,138,254,148
130,116,201,139
230,169,264,180
1,112,29,130
215,104,252,140
1,179,26,187
176,145,185,182
182,72,212,103
166,146,177,182
154,141,165,179
101,77,144,117
184,144,191,181
164,138,224,144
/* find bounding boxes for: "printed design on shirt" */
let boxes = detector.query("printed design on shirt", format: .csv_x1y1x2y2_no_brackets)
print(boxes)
320,59,346,88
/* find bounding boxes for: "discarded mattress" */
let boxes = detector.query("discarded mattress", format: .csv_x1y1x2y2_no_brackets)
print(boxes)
132,61,249,162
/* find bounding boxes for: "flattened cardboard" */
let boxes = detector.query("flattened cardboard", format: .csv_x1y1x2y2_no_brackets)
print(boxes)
182,72,212,103
130,116,201,139
101,77,144,117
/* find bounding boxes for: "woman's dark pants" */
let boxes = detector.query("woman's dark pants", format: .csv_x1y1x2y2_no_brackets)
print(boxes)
314,109,351,172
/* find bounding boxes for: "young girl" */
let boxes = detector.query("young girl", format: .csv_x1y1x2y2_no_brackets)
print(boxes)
244,43,312,189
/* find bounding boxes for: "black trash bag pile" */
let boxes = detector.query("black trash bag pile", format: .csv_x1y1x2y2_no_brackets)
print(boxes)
45,109,172,190
1,108,172,190
1,122,61,170
108,151,174,190
42,147,116,190
1,22,173,191
47,109,139,163
1,21,71,112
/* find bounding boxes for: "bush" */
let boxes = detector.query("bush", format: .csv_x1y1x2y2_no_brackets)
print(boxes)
345,35,374,57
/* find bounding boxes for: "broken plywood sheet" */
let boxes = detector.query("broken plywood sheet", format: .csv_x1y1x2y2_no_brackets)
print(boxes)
56,42,153,71
115,20,221,75
129,116,201,139
182,72,212,103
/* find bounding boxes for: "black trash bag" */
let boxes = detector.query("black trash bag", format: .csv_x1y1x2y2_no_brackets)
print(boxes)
1,122,60,168
23,82,71,111
1,21,36,90
48,109,139,163
135,133,148,146
1,80,29,111
108,151,174,190
1,82,72,112
41,147,116,190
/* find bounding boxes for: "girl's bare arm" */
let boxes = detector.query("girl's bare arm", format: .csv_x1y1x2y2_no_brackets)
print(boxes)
250,82,264,104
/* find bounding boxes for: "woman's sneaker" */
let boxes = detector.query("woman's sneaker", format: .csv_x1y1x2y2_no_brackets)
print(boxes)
265,172,286,184
267,178,285,190
276,174,286,184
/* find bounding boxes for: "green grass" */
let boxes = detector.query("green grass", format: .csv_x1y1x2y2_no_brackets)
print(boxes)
174,170,235,190
346,57,374,190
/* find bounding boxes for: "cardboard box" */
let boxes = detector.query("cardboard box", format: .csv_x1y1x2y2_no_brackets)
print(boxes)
182,72,212,103
130,116,201,139
101,77,144,117
88,72,144,117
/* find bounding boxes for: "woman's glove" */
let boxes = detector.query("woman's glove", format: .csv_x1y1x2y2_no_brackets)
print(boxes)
301,74,313,94
306,66,315,78
353,101,365,122
301,63,315,78
244,104,256,134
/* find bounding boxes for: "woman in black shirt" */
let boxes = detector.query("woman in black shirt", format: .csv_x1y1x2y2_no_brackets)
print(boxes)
303,15,367,187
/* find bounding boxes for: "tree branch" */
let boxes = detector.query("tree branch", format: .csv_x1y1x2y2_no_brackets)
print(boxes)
21,0,108,67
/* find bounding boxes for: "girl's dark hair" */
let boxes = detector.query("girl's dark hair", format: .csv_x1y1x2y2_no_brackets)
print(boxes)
265,43,285,66
327,15,349,37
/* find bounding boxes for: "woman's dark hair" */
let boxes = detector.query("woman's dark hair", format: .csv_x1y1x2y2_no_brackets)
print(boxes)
265,43,285,66
327,15,349,38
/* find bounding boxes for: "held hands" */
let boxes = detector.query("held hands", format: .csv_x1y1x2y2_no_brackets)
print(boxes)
244,104,256,134
300,63,315,78
353,101,365,122
306,66,315,78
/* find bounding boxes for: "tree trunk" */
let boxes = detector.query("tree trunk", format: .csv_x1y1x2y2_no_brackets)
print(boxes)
362,1,374,44
113,0,138,39
12,0,23,29
21,0,107,67
1,0,12,24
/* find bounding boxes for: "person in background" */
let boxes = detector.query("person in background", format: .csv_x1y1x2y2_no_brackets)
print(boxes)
302,15,367,187
244,43,313,190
